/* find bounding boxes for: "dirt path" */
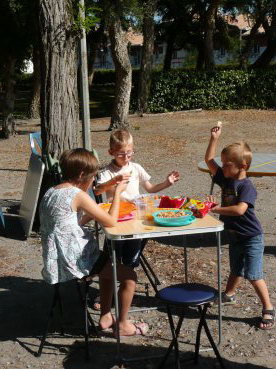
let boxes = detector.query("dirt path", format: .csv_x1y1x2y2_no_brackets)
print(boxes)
0,110,276,369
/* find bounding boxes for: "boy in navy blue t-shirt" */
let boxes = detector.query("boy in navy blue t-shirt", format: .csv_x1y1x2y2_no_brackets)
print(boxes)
205,123,274,330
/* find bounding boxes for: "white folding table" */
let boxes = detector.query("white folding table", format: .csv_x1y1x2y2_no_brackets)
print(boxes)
103,214,224,362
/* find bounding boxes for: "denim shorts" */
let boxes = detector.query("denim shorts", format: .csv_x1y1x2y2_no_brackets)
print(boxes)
227,231,264,280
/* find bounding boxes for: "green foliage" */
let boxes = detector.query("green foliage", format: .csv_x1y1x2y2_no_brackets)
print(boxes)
130,68,276,112
72,3,102,33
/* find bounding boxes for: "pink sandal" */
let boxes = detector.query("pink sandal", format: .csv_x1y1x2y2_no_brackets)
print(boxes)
115,322,149,337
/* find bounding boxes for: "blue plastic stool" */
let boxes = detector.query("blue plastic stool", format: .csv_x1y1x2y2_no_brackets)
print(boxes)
157,283,225,369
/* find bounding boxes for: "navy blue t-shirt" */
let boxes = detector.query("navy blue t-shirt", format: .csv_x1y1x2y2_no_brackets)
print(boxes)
213,167,263,237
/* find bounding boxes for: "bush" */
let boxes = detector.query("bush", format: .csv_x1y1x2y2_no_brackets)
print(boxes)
130,69,276,112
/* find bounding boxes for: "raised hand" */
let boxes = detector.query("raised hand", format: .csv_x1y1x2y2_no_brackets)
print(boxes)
167,171,180,185
211,121,222,140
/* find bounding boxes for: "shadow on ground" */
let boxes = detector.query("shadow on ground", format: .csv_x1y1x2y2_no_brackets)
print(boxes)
264,245,276,256
0,213,26,240
63,340,274,369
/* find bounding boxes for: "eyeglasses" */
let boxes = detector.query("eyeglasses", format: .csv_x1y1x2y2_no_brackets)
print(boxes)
115,151,134,158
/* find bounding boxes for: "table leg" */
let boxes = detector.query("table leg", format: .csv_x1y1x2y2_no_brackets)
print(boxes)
183,247,188,283
110,240,121,358
216,231,222,345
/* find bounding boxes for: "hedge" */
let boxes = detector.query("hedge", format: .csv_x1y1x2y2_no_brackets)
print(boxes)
133,69,276,112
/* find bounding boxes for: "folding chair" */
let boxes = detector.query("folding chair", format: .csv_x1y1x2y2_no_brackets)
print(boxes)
0,206,5,234
157,283,225,369
37,278,98,361
139,239,161,294
29,132,42,156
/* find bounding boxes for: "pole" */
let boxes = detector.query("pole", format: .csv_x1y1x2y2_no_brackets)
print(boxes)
79,0,91,151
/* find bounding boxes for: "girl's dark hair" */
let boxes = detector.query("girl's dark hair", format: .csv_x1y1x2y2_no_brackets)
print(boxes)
59,148,99,183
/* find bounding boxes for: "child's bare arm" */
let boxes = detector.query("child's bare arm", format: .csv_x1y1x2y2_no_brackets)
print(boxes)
205,122,222,176
75,180,128,227
211,202,248,216
79,213,94,226
94,173,131,195
143,171,180,193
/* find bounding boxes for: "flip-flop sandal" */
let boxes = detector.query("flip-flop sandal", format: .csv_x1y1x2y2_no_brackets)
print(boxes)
116,322,149,337
259,308,275,330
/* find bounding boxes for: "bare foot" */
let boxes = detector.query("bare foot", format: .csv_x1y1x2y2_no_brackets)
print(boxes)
99,313,115,330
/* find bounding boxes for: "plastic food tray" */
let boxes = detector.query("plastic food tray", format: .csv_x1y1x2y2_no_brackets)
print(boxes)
152,209,195,227
118,212,134,222
100,202,136,217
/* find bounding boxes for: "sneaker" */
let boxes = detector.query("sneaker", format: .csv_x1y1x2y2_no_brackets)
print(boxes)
213,292,236,306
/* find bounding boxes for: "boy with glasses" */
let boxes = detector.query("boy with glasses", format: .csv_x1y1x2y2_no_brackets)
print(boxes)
95,129,180,268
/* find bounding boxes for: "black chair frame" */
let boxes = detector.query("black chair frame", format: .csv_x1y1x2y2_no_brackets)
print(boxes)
139,238,161,294
37,279,98,361
158,302,225,369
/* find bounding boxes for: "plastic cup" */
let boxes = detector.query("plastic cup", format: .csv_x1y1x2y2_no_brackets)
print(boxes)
135,198,154,220
135,199,147,220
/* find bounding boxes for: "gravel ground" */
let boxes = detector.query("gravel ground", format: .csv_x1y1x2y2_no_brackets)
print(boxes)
0,109,276,369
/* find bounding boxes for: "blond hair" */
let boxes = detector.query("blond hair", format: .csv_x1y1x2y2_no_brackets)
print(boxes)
60,148,99,183
221,141,252,169
109,129,133,150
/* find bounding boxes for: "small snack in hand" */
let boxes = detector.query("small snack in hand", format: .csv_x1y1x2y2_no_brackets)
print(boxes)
217,121,222,128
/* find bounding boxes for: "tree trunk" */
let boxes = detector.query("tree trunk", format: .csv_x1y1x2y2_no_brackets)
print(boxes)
203,0,220,71
137,0,156,115
1,56,16,138
163,29,177,72
196,39,205,70
39,0,79,158
29,48,41,119
88,43,97,86
239,15,265,70
108,13,132,130
253,13,276,68
3,57,16,115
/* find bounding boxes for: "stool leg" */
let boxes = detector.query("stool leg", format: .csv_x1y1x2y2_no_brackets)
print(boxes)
76,281,99,336
75,281,90,361
199,305,226,369
194,304,207,363
158,305,184,369
37,284,60,357
56,285,64,335
84,281,90,361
